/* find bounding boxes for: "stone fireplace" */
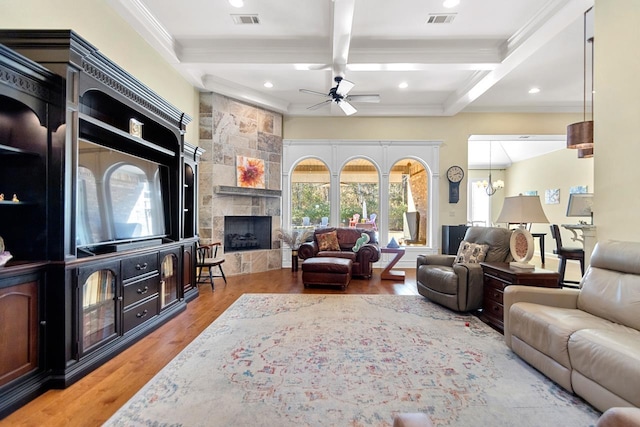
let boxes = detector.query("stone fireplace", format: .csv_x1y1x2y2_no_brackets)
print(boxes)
198,92,283,275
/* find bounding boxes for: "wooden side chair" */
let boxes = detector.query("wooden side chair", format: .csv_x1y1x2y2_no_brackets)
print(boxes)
196,241,227,290
550,224,585,287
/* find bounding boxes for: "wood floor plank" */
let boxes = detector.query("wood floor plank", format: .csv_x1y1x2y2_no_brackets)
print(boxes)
2,268,417,426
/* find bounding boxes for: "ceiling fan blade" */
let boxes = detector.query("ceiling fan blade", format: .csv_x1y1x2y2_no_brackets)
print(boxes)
338,100,357,116
335,79,355,97
299,89,329,98
346,94,380,103
307,99,332,110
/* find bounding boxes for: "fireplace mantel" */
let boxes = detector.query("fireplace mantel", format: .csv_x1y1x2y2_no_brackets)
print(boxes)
214,185,282,198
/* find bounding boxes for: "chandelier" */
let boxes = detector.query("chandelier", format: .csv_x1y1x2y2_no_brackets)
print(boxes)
475,141,504,196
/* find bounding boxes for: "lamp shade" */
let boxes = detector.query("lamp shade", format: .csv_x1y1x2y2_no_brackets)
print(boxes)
496,195,549,225
567,120,594,149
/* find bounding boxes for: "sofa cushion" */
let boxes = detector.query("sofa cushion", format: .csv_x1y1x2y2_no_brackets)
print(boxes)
569,328,640,407
317,251,357,261
509,302,619,369
454,240,489,264
419,265,458,295
317,230,340,251
578,265,640,330
462,227,512,263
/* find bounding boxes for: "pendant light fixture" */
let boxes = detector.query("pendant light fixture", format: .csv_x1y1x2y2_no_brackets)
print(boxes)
567,7,594,151
476,140,504,196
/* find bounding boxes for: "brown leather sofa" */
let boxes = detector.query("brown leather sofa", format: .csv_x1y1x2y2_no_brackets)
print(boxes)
504,240,640,413
416,226,512,312
298,227,380,278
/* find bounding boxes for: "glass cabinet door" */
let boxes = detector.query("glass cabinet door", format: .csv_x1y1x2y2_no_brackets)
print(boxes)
79,267,118,355
160,252,179,309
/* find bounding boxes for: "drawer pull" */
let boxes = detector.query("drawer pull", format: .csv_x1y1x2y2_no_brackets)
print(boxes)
136,309,149,319
493,292,500,299
493,305,500,312
136,262,149,271
137,286,149,295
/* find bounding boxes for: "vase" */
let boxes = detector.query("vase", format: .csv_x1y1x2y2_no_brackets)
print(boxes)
291,250,299,272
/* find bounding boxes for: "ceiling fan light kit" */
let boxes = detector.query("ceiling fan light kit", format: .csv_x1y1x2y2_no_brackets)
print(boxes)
299,76,380,116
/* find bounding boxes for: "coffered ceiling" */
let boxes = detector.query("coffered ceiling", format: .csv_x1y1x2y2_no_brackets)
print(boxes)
107,0,594,117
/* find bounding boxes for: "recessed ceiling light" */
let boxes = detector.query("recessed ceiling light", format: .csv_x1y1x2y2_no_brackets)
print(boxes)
528,87,540,94
443,0,460,8
263,81,273,88
399,82,409,89
229,0,244,8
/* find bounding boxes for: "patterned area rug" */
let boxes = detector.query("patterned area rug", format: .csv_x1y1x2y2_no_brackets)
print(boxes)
105,294,600,426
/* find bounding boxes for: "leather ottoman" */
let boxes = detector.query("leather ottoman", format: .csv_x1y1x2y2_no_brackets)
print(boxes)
302,257,352,290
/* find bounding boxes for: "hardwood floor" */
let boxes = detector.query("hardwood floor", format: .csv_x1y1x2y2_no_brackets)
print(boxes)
3,268,418,426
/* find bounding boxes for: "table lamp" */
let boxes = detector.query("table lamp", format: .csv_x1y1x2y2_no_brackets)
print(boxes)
496,194,549,269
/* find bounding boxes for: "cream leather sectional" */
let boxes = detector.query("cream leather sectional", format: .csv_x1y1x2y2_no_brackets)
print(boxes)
504,240,640,413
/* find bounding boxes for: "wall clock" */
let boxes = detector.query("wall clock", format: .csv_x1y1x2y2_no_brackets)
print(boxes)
446,165,464,203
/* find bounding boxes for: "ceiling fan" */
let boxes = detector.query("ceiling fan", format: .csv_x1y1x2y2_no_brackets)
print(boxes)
299,76,380,116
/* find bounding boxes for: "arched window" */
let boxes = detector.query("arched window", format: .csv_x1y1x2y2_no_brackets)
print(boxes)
389,159,428,245
340,159,379,230
290,158,330,228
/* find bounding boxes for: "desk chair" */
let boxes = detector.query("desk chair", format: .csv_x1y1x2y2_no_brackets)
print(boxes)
550,224,585,287
196,241,227,290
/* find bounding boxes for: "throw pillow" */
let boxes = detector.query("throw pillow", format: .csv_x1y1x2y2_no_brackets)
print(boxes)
352,233,370,252
454,240,489,264
317,231,340,251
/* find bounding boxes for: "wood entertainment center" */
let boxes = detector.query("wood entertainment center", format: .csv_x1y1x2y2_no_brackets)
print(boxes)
0,31,202,417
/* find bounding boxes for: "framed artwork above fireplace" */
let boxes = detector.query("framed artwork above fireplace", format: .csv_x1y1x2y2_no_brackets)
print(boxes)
236,155,265,188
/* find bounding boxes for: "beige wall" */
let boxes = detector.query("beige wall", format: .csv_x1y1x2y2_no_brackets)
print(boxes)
594,0,640,242
0,0,199,139
285,113,582,229
506,149,594,256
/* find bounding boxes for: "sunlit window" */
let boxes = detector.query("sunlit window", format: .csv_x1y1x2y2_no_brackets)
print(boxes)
340,159,379,230
389,159,427,245
290,159,330,228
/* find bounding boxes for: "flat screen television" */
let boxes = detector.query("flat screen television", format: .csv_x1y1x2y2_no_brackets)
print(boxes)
76,139,170,253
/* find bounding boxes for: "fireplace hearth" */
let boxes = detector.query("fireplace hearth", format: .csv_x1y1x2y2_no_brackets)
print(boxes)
224,216,272,253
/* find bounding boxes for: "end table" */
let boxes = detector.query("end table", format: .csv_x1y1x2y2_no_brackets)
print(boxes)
380,247,405,281
478,262,560,333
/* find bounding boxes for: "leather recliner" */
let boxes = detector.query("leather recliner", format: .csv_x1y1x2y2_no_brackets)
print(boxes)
416,226,512,312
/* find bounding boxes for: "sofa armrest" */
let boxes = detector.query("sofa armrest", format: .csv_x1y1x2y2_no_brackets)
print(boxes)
416,254,456,269
298,241,318,259
597,407,640,427
503,286,580,348
358,243,381,263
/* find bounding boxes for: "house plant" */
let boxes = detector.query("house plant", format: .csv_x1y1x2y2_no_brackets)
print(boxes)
276,228,313,272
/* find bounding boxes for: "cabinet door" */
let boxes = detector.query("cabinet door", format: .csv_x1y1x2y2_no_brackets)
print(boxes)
77,262,119,356
182,243,195,295
160,249,181,309
0,280,38,387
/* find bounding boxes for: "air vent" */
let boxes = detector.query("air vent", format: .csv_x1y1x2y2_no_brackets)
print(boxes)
425,13,456,24
231,14,260,24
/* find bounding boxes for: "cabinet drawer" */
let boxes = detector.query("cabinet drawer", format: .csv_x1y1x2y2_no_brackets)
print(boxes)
483,298,504,323
122,253,158,281
484,275,507,292
123,297,159,332
483,285,503,305
123,274,159,308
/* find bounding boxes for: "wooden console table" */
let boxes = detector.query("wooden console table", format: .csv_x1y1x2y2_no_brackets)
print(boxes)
478,262,560,333
380,247,405,281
